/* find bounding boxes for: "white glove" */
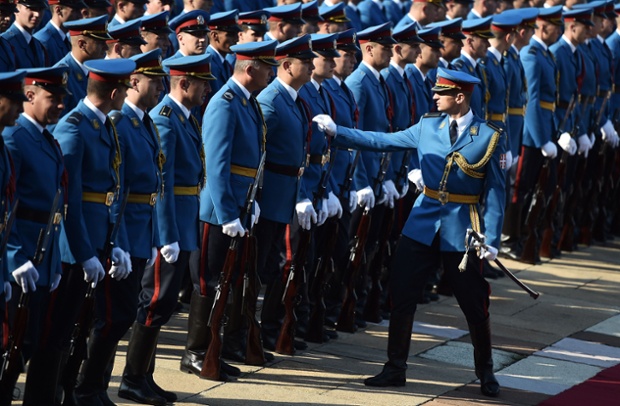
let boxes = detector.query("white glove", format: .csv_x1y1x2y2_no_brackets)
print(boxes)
317,198,329,226
312,114,337,136
376,184,389,206
600,119,615,145
252,201,260,226
512,154,520,168
541,141,558,159
161,241,180,264
12,260,39,293
222,218,245,237
357,186,375,209
109,247,130,280
407,169,424,192
468,231,499,261
577,133,592,157
398,179,409,198
3,281,11,302
558,132,577,155
383,180,398,208
327,191,343,218
505,150,513,171
50,273,62,292
146,246,158,268
296,199,317,230
348,190,357,212
590,132,596,145
81,256,105,288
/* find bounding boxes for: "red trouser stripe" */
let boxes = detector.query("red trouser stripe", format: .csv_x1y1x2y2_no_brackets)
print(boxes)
145,252,162,327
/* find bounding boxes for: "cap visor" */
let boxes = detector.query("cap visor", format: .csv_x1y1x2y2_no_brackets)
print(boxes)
337,44,361,53
316,49,341,58
259,58,280,66
284,18,306,25
149,27,174,35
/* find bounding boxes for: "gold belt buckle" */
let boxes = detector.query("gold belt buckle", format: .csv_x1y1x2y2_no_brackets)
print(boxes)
149,193,157,206
298,167,305,177
322,150,330,166
105,192,115,206
53,212,62,225
438,191,449,205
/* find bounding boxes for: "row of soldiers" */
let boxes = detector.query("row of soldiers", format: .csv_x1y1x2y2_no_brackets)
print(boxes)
0,0,619,405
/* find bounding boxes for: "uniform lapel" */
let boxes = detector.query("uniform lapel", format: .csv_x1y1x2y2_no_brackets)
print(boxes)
451,115,478,152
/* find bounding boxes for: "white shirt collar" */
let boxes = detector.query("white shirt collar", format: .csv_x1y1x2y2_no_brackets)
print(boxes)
390,61,405,77
22,113,44,133
597,34,605,44
168,94,191,119
208,44,225,63
348,2,358,11
113,14,126,25
461,50,477,68
231,77,251,100
450,109,474,140
532,35,548,51
277,77,298,101
372,0,383,9
561,34,577,53
323,0,335,5
124,99,145,121
413,64,426,81
71,53,89,75
488,47,502,62
15,22,32,43
511,44,518,53
361,61,381,81
439,57,449,68
471,9,482,18
311,78,321,92
616,28,620,36
84,97,107,124
51,20,66,39
332,75,342,86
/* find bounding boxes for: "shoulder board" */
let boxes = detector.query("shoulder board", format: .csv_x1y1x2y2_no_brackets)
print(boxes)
423,112,444,118
452,59,464,69
66,111,83,125
528,47,538,55
159,105,172,117
222,90,234,101
109,111,122,124
486,121,504,133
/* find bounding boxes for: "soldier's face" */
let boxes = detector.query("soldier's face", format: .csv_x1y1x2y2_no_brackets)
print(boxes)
470,36,489,59
238,28,264,43
300,22,319,35
400,43,421,64
312,55,336,81
122,1,145,21
371,43,393,70
83,37,108,60
132,74,164,110
0,9,12,32
145,0,171,15
55,5,82,24
446,2,470,20
186,77,211,107
334,49,356,79
15,4,42,30
279,22,300,41
179,31,208,55
251,61,274,91
27,88,65,125
0,96,23,127
569,22,589,44
419,44,440,69
141,31,170,54
441,37,462,61
119,43,142,58
212,29,238,54
432,91,462,113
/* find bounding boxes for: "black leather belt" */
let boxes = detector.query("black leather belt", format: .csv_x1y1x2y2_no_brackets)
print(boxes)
265,161,304,177
17,206,61,225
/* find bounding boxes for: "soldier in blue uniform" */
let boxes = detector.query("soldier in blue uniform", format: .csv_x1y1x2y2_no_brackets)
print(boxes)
106,19,148,59
0,0,16,70
426,18,466,84
263,3,305,43
467,0,496,20
119,54,214,406
445,0,473,20
140,11,174,56
205,10,241,102
167,9,211,61
344,1,363,32
72,50,168,406
317,3,350,34
187,39,278,377
314,67,506,398
225,10,270,70
606,4,620,118
256,35,316,351
34,0,85,66
2,0,48,68
55,15,111,118
108,0,147,27
357,0,389,30
45,59,134,406
300,1,323,35
81,0,111,18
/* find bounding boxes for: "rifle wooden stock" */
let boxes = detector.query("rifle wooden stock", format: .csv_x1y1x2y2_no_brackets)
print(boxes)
558,156,587,252
242,234,265,366
337,208,372,333
201,238,238,380
520,160,549,264
305,217,339,344
540,154,566,259
276,228,312,355
0,293,29,401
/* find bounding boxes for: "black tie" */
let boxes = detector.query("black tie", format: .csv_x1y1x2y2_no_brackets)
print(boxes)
449,120,458,145
143,113,156,141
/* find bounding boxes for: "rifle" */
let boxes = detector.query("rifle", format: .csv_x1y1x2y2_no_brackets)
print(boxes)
337,153,391,333
540,94,577,258
305,150,361,343
519,160,549,264
363,151,410,323
201,155,265,379
276,150,338,353
63,188,130,397
1,192,59,398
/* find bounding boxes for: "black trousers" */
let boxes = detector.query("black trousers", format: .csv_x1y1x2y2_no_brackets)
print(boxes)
254,218,287,285
389,233,490,326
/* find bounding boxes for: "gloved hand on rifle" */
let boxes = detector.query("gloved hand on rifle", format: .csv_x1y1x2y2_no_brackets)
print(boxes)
540,141,558,159
577,133,592,157
50,273,61,292
82,256,105,288
146,247,158,268
160,241,180,264
356,186,375,209
558,132,577,156
296,199,317,230
109,247,131,280
505,151,513,171
408,168,424,192
326,191,343,218
12,260,39,293
313,114,337,137
251,201,260,227
348,190,357,212
382,180,399,208
222,219,245,237
3,281,11,302
600,119,619,148
468,231,499,261
318,198,329,226
398,179,409,198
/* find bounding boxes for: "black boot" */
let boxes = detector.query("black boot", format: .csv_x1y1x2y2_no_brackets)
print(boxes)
500,203,523,260
260,280,285,351
364,312,414,387
221,284,247,363
73,334,119,406
468,318,500,397
147,349,177,402
118,322,167,406
23,348,63,406
179,291,233,381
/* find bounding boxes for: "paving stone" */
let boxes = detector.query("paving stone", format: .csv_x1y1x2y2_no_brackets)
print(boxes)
534,337,620,368
585,313,620,338
419,341,521,370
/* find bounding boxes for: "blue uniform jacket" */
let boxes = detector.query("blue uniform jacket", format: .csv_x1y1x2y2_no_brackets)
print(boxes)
1,24,47,68
605,31,620,112
324,77,359,200
345,5,363,32
205,46,233,104
0,37,16,72
480,50,507,128
505,46,526,157
336,112,507,251
346,63,392,189
520,38,557,148
298,82,332,205
54,52,88,120
153,95,203,251
589,38,614,127
34,21,70,67
549,37,580,133
201,79,262,225
257,79,307,224
394,13,417,30
0,137,12,286
577,43,597,135
357,0,388,29
3,115,64,286
110,104,162,259
453,55,487,119
55,101,120,264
